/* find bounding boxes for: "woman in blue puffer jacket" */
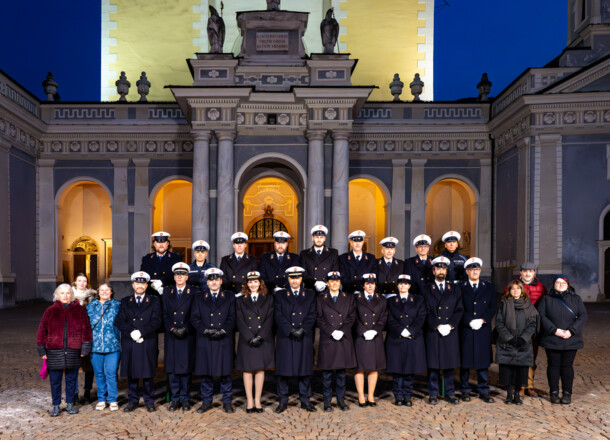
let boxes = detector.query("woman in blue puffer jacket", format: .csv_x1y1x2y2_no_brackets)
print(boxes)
87,283,121,411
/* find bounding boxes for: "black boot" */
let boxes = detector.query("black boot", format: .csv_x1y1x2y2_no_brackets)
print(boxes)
504,392,513,404
549,391,561,404
560,391,572,405
81,390,92,405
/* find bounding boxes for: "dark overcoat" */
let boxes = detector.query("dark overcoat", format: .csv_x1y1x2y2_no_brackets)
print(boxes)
338,251,376,293
374,257,404,295
190,289,236,376
115,294,162,378
422,282,464,369
353,292,387,371
187,261,215,291
494,299,537,366
235,293,275,370
274,287,317,376
537,288,587,351
316,291,357,370
140,251,183,294
219,253,258,293
439,250,468,283
385,294,427,374
299,247,339,290
162,284,199,374
258,251,300,290
458,280,497,370
403,255,433,295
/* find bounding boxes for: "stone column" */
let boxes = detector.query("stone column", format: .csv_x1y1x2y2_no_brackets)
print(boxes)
515,137,531,270
0,142,15,307
306,130,326,236
37,159,57,300
391,159,408,260
216,131,236,260
110,159,130,282
133,158,151,273
331,131,350,253
192,131,212,241
478,158,492,275
409,159,427,257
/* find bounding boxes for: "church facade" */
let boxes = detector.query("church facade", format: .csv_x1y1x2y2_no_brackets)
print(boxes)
0,0,609,305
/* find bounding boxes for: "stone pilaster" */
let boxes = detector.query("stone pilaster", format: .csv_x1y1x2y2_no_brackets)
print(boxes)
409,159,427,257
0,142,15,308
306,130,326,237
110,159,130,282
132,158,151,274
37,159,57,300
516,137,531,270
191,130,212,242
331,131,350,253
216,131,236,261
391,159,408,260
479,158,492,275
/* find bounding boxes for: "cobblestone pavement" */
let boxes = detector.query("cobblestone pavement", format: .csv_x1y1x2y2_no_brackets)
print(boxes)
1,301,609,440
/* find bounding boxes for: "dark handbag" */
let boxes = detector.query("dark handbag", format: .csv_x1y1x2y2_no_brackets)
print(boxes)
554,297,578,319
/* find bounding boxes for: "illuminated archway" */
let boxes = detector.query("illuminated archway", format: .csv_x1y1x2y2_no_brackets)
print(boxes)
348,177,388,256
57,181,112,287
152,179,192,261
425,178,477,257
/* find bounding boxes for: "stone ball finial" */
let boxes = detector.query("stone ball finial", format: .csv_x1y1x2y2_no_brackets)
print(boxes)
115,71,131,102
389,73,404,102
409,73,424,102
42,72,59,102
477,73,492,101
136,72,151,102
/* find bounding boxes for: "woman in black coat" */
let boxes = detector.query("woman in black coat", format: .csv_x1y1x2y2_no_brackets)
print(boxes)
353,273,387,407
537,275,587,404
495,280,539,405
235,271,274,413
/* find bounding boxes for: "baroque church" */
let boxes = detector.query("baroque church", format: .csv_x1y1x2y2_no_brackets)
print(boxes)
0,0,609,305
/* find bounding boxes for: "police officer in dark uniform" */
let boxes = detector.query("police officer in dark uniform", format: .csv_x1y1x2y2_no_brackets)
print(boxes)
191,268,236,413
115,271,163,412
140,231,183,296
163,262,199,411
316,271,356,411
274,266,317,413
258,231,299,291
299,225,339,293
339,230,376,294
374,237,404,298
219,232,257,293
188,240,215,291
404,234,434,295
422,256,464,405
458,257,496,403
438,231,468,283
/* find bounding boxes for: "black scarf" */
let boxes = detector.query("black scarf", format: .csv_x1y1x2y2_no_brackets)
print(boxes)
501,297,539,336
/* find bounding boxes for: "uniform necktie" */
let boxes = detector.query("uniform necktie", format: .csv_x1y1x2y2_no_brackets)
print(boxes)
177,289,182,298
293,290,299,296
317,250,322,256
158,255,163,262
356,255,361,262
402,297,407,304
237,256,241,263
332,295,338,303
136,296,142,306
473,283,478,291
439,283,445,294
252,295,257,304
212,293,217,304
387,260,392,269
278,254,284,264
367,294,372,302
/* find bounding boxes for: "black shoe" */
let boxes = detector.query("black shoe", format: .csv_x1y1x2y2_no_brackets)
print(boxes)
255,406,264,413
549,391,561,404
324,402,332,412
123,403,138,412
275,403,287,413
223,403,234,413
445,395,460,405
428,396,438,405
504,394,513,404
460,393,471,402
560,392,572,405
66,403,79,415
182,401,191,411
246,407,255,414
300,402,316,412
367,400,377,407
512,395,523,405
337,400,349,411
479,394,495,403
403,398,413,407
146,404,156,412
81,390,92,405
394,399,404,406
197,403,213,413
50,405,60,417
169,401,180,412
358,401,368,408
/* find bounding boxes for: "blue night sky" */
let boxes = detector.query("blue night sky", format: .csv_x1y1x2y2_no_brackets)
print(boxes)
0,0,567,102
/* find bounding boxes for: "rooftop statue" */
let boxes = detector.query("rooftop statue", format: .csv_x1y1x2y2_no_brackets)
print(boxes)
267,0,280,11
321,8,339,54
207,6,225,53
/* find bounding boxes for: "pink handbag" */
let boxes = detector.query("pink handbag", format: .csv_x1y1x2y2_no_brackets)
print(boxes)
39,358,49,380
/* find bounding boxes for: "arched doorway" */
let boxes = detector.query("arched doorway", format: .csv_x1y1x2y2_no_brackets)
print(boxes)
57,181,112,287
426,178,477,257
348,178,388,256
152,179,192,262
598,206,610,299
242,177,298,260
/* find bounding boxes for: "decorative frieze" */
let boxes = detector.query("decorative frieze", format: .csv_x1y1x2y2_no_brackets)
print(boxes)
41,137,194,155
348,134,490,154
0,78,39,116
424,107,482,119
54,108,115,120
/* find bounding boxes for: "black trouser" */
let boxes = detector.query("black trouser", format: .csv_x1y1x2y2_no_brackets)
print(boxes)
321,370,346,403
545,348,577,393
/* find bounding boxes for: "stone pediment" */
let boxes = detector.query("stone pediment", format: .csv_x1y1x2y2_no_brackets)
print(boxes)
541,55,610,94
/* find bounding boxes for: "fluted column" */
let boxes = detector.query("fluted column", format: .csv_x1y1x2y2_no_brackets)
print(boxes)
409,159,427,257
306,130,326,236
132,158,151,273
331,131,350,253
391,159,408,260
110,159,130,281
191,130,212,241
216,131,236,260
37,159,56,299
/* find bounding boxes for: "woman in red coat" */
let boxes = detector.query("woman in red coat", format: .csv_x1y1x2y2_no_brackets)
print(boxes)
36,284,92,417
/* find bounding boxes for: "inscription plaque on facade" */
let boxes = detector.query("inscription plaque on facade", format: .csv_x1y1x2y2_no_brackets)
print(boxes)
256,32,289,51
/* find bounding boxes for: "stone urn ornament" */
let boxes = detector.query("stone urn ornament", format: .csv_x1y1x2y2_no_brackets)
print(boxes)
136,72,151,102
389,73,404,102
207,5,225,53
321,8,339,54
267,0,280,10
42,72,59,101
477,73,492,101
115,71,131,102
409,73,424,102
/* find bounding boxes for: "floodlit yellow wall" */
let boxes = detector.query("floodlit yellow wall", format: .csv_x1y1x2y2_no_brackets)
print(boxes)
152,180,192,248
348,178,387,257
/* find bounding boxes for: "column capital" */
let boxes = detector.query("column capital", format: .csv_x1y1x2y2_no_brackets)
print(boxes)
191,130,212,142
216,130,236,142
132,158,151,167
515,137,530,150
111,158,130,168
479,158,492,167
332,131,351,141
392,159,409,167
410,158,428,167
38,158,55,167
306,130,327,141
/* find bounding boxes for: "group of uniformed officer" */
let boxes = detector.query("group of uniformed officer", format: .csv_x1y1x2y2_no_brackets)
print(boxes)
115,226,497,413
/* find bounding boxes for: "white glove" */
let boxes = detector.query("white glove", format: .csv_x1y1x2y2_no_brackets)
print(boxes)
331,330,344,340
130,330,142,341
151,279,163,291
136,337,144,344
353,291,361,295
315,281,327,292
363,330,377,340
469,319,484,330
273,287,283,293
401,328,411,338
437,325,451,337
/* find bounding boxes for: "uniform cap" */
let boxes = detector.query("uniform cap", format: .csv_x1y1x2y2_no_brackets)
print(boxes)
442,231,461,242
397,274,412,284
379,237,399,248
362,273,377,283
431,256,450,267
413,234,432,246
204,268,224,279
465,257,483,269
273,231,291,242
311,225,328,236
151,231,170,242
285,266,306,277
348,230,366,241
231,232,248,243
172,262,190,274
247,271,261,280
131,271,150,283
327,271,341,280
192,240,210,251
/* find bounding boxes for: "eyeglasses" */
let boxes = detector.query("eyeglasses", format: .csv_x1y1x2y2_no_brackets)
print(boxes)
555,280,568,286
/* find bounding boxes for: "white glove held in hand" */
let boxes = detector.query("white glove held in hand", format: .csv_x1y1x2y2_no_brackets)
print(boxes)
331,330,344,341
151,279,163,291
401,328,411,338
363,330,377,340
315,281,327,292
437,325,451,336
469,319,484,330
130,330,142,341
136,337,144,344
